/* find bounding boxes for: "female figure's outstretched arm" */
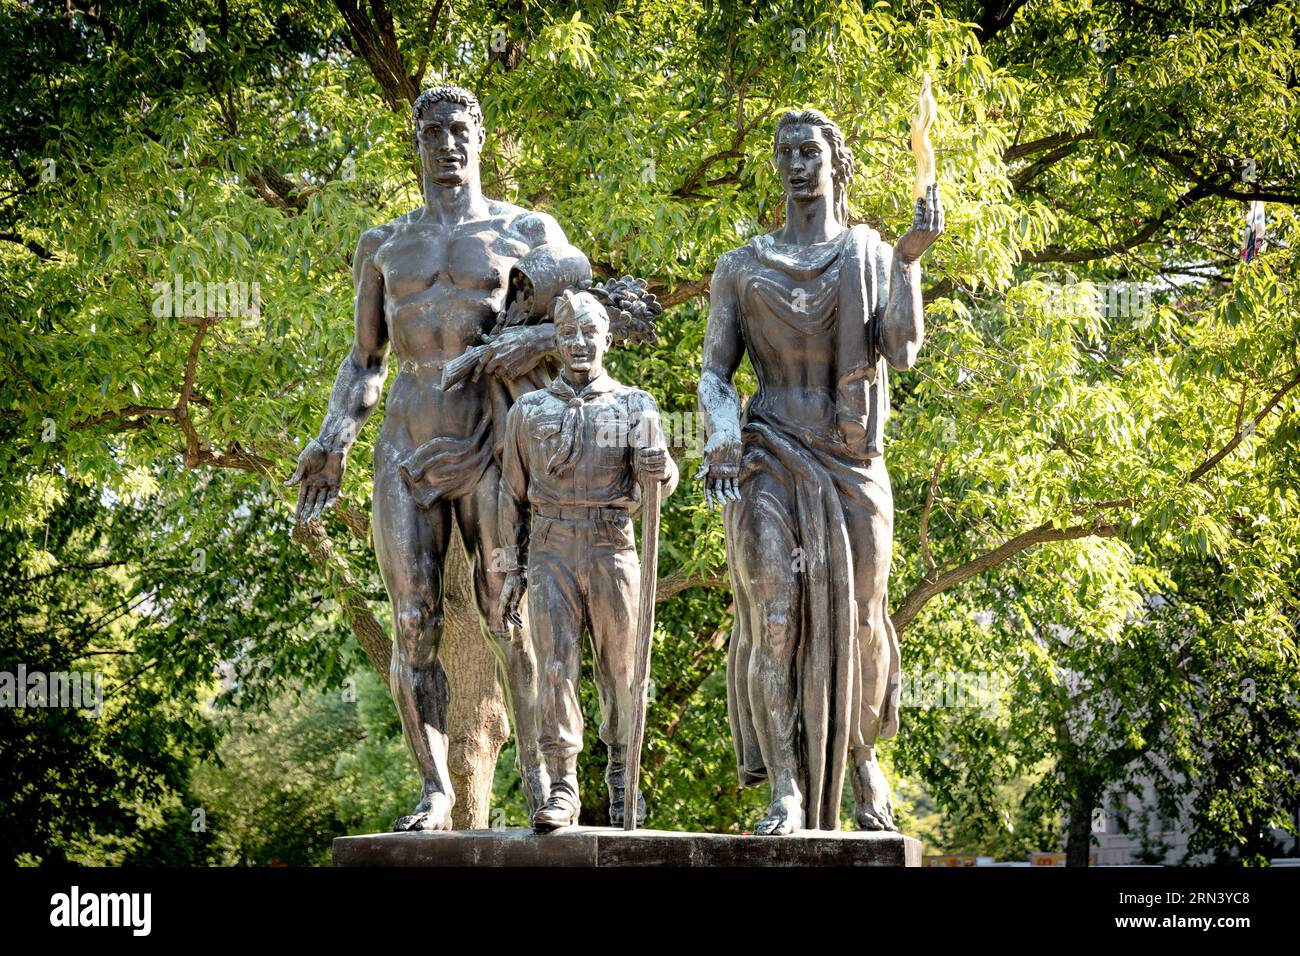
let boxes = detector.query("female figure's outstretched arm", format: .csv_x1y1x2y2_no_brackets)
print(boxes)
880,183,944,370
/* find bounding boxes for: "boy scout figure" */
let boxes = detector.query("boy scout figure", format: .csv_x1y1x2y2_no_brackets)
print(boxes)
499,289,678,831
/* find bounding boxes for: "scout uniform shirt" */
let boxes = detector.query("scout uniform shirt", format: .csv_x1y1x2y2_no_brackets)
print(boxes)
498,371,679,567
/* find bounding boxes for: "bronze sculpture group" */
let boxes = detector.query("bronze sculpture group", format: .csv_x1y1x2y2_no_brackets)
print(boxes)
290,83,943,836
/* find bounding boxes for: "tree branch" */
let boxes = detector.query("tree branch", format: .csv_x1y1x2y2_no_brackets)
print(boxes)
411,0,448,87
893,366,1300,634
1003,131,1092,164
292,518,391,686
658,277,710,308
334,0,419,111
1010,140,1085,191
893,518,1121,633
70,406,177,430
247,165,309,213
1022,184,1211,263
919,452,948,572
655,568,728,602
974,0,1032,43
673,149,745,200
1189,366,1300,482
0,231,55,260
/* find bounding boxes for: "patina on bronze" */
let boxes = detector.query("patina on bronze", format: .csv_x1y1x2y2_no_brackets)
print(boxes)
288,85,624,831
697,106,944,834
498,290,678,833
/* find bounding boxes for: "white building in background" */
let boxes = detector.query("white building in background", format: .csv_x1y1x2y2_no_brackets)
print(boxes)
1095,773,1298,865
1095,775,1209,865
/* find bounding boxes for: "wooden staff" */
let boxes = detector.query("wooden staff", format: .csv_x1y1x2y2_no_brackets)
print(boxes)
624,413,662,831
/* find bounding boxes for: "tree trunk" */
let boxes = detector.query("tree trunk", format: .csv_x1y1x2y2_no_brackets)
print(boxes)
440,524,510,829
1065,791,1097,867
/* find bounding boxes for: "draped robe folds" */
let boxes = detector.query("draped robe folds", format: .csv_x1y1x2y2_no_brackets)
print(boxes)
399,362,555,510
724,225,902,830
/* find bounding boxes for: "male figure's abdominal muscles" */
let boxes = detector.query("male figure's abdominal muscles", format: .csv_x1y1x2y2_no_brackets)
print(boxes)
383,374,485,445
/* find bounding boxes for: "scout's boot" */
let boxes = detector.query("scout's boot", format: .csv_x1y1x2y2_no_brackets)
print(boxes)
606,747,647,828
531,754,580,833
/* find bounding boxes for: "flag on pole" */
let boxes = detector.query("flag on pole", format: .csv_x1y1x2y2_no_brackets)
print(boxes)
1241,200,1266,263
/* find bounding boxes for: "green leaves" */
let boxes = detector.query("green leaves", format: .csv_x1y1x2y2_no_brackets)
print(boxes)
1,0,1297,860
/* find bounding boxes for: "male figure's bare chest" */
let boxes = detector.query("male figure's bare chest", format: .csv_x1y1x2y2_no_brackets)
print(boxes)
378,218,531,299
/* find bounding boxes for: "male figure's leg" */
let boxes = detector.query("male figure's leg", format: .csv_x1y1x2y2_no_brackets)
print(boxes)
731,471,804,835
454,461,548,813
373,441,455,832
527,517,587,830
585,517,643,826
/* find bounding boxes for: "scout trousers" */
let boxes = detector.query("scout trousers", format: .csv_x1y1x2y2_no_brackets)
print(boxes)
527,507,640,759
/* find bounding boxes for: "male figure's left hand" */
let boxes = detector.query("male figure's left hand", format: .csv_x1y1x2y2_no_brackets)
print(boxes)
472,324,553,381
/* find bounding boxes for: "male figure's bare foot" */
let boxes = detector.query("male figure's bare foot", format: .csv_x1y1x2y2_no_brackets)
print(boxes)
851,755,896,831
394,788,453,832
754,793,804,835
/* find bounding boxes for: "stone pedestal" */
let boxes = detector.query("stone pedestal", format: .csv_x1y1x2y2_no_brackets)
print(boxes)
333,827,920,867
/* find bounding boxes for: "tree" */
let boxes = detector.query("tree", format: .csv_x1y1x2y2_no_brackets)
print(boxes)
3,0,1297,859
0,479,220,864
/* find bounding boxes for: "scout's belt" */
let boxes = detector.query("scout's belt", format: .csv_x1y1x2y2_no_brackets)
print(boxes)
533,504,630,521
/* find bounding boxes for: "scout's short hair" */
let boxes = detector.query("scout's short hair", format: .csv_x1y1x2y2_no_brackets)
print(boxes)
552,289,609,332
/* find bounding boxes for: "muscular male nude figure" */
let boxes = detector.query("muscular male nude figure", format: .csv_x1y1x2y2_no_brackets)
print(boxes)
288,85,584,831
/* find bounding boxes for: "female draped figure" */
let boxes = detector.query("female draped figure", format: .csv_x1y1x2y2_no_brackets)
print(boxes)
697,109,943,833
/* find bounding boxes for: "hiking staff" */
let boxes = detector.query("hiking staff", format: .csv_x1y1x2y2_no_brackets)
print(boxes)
625,410,663,831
